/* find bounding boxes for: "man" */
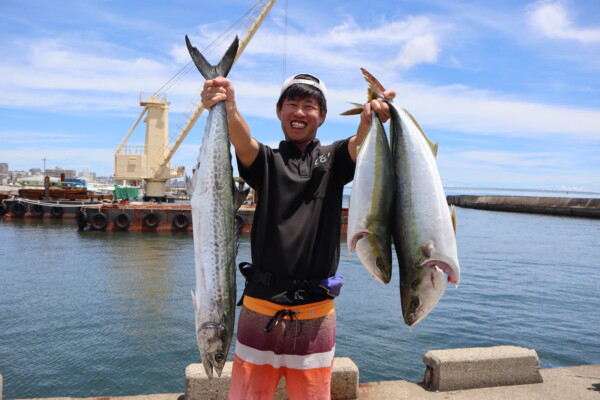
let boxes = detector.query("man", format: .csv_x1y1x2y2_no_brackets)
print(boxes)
201,73,395,400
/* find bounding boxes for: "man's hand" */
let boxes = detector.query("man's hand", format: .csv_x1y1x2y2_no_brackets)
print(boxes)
201,76,237,114
360,89,397,125
350,89,397,162
200,76,258,168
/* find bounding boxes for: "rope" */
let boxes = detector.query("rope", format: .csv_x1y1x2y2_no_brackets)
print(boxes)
5,198,104,208
282,0,288,80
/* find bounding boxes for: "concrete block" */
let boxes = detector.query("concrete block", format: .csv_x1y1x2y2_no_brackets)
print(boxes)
185,363,232,400
423,345,543,391
331,357,359,400
185,357,359,400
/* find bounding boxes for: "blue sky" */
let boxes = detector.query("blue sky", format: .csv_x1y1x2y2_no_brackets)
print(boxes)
1,0,599,190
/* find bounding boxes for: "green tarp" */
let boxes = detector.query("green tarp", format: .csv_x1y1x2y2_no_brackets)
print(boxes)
114,184,139,200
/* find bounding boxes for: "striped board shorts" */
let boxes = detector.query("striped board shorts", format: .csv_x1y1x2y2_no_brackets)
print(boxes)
229,296,336,400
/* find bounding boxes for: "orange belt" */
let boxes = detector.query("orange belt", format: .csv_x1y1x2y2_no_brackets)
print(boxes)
242,296,335,320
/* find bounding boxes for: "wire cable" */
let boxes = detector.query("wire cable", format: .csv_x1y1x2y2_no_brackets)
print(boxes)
282,0,288,81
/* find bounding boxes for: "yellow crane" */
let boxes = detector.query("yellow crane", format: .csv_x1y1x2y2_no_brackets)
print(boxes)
114,0,278,200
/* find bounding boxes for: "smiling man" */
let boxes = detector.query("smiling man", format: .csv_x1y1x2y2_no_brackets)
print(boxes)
201,73,394,400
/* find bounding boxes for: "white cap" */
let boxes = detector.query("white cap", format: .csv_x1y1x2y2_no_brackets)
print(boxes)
280,73,328,101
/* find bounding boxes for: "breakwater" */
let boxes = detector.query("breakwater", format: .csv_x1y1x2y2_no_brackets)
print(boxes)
446,195,600,218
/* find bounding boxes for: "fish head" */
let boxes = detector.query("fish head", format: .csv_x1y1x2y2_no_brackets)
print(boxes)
197,322,231,378
352,231,392,284
401,261,448,326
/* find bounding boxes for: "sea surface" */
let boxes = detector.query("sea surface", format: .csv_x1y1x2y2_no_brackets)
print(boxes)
1,207,599,399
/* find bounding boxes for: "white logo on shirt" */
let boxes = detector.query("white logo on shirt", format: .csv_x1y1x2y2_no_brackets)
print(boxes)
315,152,331,166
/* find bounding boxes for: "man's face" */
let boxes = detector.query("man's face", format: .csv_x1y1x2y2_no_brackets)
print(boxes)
276,96,327,148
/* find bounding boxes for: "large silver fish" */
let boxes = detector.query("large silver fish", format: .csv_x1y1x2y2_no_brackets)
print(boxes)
361,68,460,327
185,35,241,378
346,109,394,284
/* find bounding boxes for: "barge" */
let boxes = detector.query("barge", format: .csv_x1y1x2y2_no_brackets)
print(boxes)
1,186,110,219
75,203,349,234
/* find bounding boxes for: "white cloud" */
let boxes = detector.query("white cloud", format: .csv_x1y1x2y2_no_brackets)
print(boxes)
455,150,564,168
389,82,600,141
439,148,600,188
528,0,600,43
392,34,440,69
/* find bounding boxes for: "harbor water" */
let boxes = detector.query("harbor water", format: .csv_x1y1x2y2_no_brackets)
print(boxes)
1,207,599,398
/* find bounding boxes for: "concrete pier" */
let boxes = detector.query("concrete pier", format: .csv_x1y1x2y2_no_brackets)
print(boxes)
6,350,600,400
185,357,358,400
447,195,600,218
422,346,543,391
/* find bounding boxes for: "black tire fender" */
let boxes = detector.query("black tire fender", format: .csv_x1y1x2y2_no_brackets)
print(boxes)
114,213,131,230
172,213,190,230
142,212,160,229
76,211,88,230
32,204,45,217
91,212,108,230
50,206,64,217
12,202,26,217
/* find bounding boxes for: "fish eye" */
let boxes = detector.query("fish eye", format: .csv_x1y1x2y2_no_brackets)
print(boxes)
376,257,384,268
215,353,224,362
411,298,420,310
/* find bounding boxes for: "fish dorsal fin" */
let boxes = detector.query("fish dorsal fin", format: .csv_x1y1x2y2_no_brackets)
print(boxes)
186,35,239,80
404,108,438,157
232,180,250,212
451,205,457,235
185,174,194,196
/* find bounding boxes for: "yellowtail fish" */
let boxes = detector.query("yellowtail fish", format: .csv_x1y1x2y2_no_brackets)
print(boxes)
361,68,460,326
346,107,394,284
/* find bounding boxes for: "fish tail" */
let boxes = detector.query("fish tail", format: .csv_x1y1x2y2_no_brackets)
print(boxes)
185,35,239,79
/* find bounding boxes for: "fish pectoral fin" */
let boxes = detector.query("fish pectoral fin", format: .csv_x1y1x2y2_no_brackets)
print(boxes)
191,290,202,334
420,240,435,258
340,102,364,116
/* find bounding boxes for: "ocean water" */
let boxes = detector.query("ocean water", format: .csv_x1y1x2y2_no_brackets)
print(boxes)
1,208,599,398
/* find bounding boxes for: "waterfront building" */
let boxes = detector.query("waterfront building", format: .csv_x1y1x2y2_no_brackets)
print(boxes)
45,167,77,179
0,162,8,185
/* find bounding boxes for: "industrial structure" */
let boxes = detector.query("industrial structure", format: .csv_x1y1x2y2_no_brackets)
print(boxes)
114,0,278,201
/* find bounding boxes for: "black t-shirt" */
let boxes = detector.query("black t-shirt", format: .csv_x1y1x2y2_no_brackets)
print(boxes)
237,138,355,305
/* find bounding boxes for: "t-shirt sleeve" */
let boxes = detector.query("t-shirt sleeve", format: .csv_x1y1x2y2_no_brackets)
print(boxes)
236,142,266,190
334,137,356,185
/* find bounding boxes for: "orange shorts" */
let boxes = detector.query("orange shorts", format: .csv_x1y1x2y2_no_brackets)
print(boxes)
229,296,336,400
